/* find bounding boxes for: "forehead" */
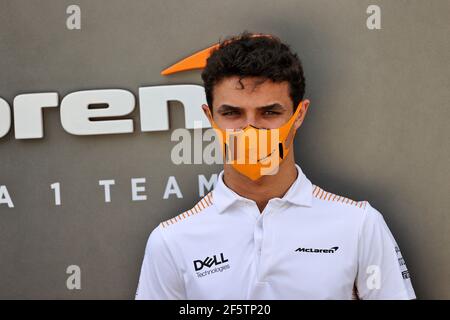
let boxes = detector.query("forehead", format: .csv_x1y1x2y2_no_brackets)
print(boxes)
212,76,292,109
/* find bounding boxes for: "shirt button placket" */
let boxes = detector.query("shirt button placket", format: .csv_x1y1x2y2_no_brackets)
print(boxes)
253,214,263,282
254,202,276,283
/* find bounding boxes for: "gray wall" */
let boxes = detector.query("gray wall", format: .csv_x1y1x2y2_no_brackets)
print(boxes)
0,0,448,299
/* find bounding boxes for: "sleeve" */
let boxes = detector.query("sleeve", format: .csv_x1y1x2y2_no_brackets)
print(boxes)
355,202,416,300
135,225,186,300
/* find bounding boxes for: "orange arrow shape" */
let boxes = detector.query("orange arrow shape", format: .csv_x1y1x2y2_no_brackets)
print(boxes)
160,43,220,75
160,34,274,76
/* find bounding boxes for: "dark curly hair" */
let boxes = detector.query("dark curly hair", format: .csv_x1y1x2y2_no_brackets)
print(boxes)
201,31,306,113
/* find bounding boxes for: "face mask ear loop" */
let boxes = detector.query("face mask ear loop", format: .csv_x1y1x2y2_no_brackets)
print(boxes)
224,142,228,163
277,101,303,159
282,101,303,130
278,142,284,159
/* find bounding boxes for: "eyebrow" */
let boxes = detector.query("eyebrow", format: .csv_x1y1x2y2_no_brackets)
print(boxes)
217,103,286,113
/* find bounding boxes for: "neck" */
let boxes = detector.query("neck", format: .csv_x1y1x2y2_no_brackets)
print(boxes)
222,155,298,213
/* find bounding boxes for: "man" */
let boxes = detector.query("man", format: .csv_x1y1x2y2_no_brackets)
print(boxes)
135,31,416,299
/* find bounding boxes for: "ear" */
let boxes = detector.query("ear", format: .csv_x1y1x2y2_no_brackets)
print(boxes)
202,104,213,122
293,99,310,130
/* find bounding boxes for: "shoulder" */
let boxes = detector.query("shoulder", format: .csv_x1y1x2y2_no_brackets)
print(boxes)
310,184,390,242
311,184,390,238
311,184,369,212
159,191,214,230
142,191,215,256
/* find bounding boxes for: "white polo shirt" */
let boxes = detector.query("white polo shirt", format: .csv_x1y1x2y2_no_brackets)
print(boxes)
135,164,416,300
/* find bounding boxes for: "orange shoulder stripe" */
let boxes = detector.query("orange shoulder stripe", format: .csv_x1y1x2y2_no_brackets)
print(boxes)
161,191,214,228
311,185,367,209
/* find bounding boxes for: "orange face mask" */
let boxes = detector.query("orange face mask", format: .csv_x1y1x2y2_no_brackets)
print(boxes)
207,101,303,180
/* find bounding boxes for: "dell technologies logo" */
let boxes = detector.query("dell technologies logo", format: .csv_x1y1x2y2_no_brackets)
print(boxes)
193,252,230,278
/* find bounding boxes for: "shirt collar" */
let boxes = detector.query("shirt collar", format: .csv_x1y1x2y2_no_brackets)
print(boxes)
212,163,313,214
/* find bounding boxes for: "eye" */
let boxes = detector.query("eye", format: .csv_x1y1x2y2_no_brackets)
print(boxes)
221,111,240,116
263,111,281,116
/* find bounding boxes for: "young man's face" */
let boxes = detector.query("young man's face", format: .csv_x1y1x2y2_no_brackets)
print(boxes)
202,76,309,131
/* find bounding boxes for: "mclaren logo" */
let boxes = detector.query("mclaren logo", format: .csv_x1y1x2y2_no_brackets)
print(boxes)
295,246,339,254
0,40,222,139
